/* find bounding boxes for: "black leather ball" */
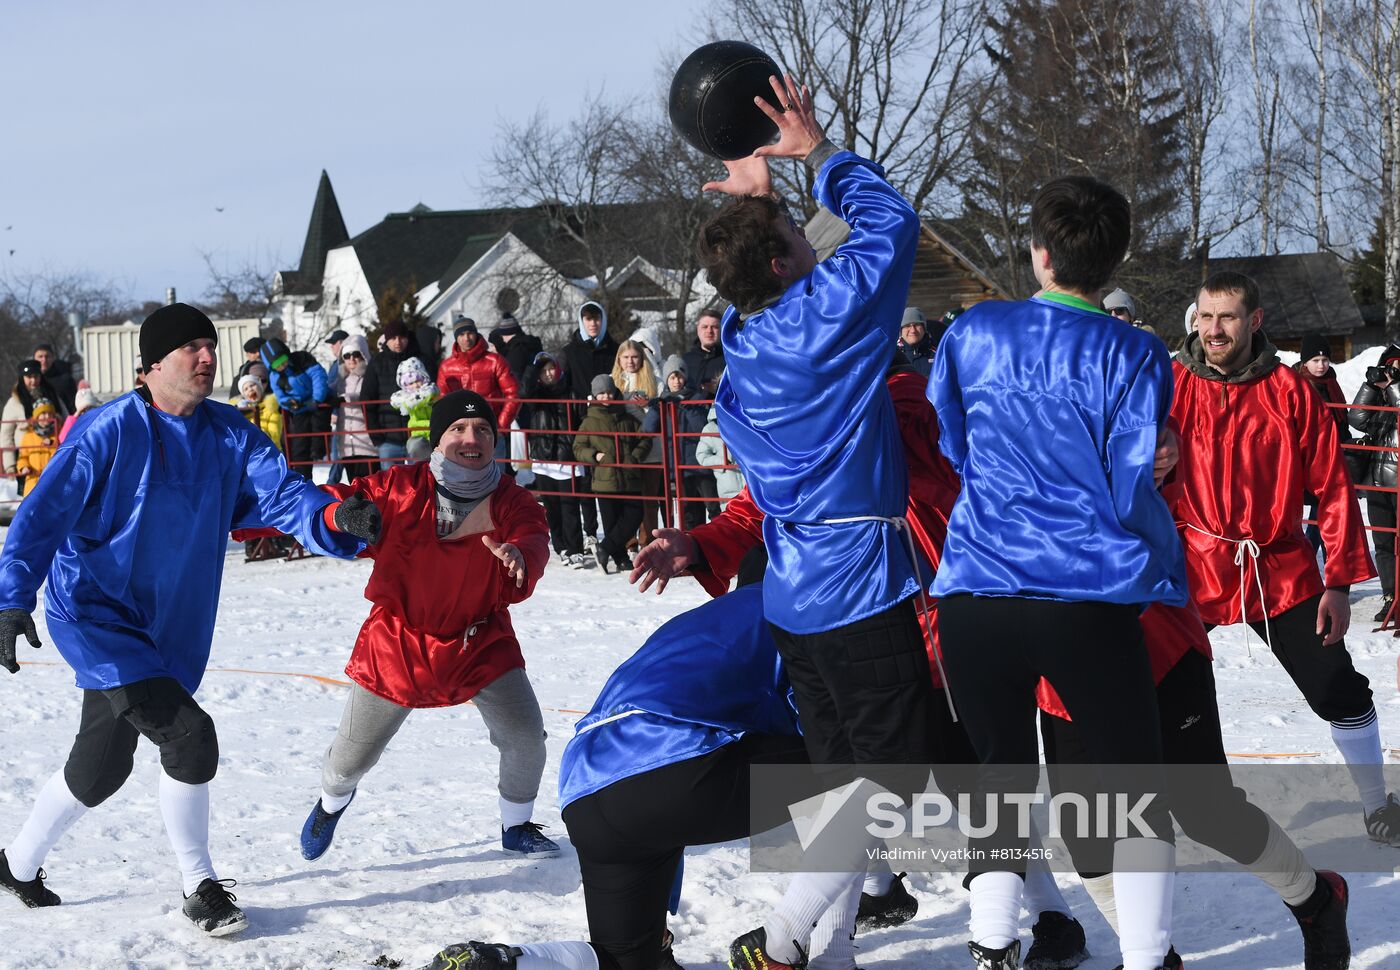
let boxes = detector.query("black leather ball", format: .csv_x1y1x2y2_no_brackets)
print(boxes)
669,41,783,160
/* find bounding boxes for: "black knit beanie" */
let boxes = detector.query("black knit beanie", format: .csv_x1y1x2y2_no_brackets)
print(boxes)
141,303,218,368
1299,332,1331,364
430,390,497,445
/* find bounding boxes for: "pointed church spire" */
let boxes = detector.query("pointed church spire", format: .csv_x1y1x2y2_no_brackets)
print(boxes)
298,170,350,286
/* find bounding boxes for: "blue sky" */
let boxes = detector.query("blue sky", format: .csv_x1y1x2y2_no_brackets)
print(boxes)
0,1,703,305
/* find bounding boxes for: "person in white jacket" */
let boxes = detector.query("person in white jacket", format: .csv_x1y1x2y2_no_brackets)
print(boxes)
695,404,744,506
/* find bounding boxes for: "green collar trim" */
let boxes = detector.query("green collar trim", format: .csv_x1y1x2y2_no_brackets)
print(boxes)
1035,291,1108,316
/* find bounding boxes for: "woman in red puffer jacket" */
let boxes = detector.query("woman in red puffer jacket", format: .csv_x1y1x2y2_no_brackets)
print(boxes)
436,316,521,430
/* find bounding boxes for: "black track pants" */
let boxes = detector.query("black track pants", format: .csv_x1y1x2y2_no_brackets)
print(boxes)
563,733,809,970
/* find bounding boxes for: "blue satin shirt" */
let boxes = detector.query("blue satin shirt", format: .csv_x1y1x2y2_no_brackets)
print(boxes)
0,392,364,692
928,295,1188,606
559,585,798,810
714,150,923,634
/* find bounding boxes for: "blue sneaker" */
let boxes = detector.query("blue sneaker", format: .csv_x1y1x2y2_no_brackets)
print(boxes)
501,821,561,857
300,791,355,860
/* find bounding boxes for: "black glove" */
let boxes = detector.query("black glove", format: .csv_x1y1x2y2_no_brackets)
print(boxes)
0,608,41,674
332,495,382,544
1366,366,1389,386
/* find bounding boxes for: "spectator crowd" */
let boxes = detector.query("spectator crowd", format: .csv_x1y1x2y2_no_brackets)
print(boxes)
8,292,1399,599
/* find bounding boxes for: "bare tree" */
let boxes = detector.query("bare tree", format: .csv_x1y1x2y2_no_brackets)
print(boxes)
953,0,1193,323
0,270,139,382
1327,0,1400,334
1166,0,1253,261
197,250,279,323
1249,0,1290,254
485,93,639,329
614,111,722,349
485,92,717,348
1300,0,1331,249
697,0,988,216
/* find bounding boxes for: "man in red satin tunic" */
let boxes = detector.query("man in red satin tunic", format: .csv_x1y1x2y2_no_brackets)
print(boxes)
1170,270,1399,846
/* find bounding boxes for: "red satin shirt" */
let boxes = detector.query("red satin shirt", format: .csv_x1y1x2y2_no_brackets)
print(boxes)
327,462,549,708
1169,360,1373,625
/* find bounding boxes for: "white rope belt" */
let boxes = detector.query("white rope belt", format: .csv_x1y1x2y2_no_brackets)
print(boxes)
1184,523,1272,653
814,514,958,722
574,709,642,736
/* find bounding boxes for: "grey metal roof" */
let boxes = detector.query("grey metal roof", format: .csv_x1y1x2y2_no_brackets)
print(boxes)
1206,252,1364,338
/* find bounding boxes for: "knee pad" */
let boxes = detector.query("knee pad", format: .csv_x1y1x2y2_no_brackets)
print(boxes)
158,708,220,785
64,747,136,808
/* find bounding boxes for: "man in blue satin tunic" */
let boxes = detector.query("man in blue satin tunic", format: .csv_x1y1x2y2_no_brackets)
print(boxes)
929,176,1189,970
695,74,936,970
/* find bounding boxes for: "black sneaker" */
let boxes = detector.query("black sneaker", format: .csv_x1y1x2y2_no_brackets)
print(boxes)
1111,948,1181,970
969,940,1021,969
1024,912,1089,969
855,871,918,930
181,878,247,937
1364,793,1400,846
1288,870,1350,970
0,850,59,908
657,928,686,970
419,941,522,970
1374,598,1393,623
729,927,807,970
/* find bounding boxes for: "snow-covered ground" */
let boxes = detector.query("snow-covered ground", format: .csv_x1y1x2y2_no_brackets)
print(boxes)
2,544,1398,969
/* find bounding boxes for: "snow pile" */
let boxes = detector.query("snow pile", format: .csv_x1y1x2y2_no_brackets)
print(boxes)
1,547,1397,969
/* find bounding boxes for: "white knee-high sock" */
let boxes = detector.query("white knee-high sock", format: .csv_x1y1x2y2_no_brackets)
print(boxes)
5,769,88,882
1113,839,1174,970
1330,708,1387,815
320,788,354,813
967,870,1022,950
1082,873,1120,935
1247,816,1317,908
516,941,599,970
1022,824,1071,917
808,872,864,970
763,870,863,964
500,796,534,830
1022,861,1072,919
862,857,894,896
159,773,217,896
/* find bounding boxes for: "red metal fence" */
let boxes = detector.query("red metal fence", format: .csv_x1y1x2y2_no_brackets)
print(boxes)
275,396,735,529
2,394,1398,633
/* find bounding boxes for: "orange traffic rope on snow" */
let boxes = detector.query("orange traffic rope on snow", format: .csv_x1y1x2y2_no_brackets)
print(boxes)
16,660,590,715
13,661,1391,743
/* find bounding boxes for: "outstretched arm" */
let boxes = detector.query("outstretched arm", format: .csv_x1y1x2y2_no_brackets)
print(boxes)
232,432,369,558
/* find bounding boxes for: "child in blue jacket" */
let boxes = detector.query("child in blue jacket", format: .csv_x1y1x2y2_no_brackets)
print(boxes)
261,337,330,479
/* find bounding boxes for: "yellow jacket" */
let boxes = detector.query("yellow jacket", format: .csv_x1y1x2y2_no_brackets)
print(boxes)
16,430,57,496
230,394,283,451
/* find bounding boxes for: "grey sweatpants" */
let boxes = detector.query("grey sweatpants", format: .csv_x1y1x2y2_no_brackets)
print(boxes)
321,668,547,806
